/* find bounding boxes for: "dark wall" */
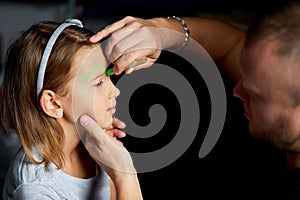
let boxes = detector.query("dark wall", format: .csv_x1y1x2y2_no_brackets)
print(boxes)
112,50,285,200
0,0,289,199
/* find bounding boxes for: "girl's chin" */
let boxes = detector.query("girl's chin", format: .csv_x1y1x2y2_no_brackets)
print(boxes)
99,118,114,130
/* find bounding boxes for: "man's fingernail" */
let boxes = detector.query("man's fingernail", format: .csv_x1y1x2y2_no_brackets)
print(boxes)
119,121,126,127
90,35,98,41
126,57,147,68
80,115,90,126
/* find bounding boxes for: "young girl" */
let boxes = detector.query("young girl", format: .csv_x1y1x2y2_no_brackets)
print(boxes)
0,19,141,200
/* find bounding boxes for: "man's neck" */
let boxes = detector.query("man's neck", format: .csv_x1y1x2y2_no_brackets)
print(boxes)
285,151,300,170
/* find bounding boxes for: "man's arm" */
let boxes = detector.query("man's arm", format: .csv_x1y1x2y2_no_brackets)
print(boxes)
91,16,245,83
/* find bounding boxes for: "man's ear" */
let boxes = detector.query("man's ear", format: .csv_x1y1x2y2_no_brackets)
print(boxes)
39,90,63,118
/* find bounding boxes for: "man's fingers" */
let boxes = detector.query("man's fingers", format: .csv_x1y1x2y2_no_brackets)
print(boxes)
113,117,126,129
90,16,135,43
113,49,160,75
109,129,126,138
79,115,105,139
80,115,126,144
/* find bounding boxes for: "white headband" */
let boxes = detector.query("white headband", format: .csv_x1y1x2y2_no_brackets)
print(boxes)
36,19,83,96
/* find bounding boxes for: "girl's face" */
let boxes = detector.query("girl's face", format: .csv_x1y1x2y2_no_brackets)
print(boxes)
71,45,120,130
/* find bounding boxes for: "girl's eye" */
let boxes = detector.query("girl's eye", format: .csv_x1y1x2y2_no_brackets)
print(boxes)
96,79,104,87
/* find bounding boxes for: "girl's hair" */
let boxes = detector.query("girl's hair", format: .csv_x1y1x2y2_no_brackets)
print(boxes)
0,21,97,169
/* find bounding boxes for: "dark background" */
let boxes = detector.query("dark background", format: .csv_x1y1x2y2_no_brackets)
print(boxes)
0,0,290,199
116,50,285,200
0,0,287,17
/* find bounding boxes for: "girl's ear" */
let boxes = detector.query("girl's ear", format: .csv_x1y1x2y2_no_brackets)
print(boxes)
39,90,63,118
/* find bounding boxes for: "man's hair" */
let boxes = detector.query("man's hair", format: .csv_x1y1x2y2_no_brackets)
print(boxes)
245,0,300,57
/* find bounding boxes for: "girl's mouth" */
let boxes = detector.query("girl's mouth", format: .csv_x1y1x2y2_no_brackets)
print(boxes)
107,106,116,115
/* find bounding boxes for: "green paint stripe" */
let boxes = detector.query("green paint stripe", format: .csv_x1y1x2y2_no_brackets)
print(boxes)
80,65,105,82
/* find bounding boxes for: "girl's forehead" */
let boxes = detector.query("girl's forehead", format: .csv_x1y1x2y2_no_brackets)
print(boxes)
76,45,105,64
75,45,107,81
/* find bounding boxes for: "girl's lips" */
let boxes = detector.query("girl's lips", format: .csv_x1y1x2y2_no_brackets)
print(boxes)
107,107,116,115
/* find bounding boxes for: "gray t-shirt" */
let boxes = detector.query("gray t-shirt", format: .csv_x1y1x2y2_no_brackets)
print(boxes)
2,147,110,200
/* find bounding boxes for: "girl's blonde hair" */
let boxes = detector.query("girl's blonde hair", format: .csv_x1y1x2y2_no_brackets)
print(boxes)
1,21,97,169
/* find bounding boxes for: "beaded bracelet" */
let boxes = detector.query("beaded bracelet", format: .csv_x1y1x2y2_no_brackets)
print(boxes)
167,16,190,51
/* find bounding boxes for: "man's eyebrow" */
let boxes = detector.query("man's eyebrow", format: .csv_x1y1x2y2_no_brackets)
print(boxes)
80,65,105,82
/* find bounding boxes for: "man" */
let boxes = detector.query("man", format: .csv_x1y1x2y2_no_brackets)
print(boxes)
83,0,300,199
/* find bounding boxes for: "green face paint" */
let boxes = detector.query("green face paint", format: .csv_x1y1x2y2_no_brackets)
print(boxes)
105,68,114,76
80,65,105,82
104,57,147,76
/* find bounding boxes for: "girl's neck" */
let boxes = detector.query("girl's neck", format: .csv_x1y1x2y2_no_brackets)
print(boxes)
61,142,97,179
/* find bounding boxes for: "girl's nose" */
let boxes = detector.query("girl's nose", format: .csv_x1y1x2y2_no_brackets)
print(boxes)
109,82,120,99
113,86,120,98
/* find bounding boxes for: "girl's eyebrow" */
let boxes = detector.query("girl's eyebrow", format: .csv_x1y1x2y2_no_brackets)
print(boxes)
92,73,106,81
80,65,106,82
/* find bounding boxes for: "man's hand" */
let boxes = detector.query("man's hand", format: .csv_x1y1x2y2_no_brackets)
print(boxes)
90,16,163,75
79,115,136,176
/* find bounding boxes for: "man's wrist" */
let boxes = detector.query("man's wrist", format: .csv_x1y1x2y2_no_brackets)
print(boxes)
167,16,190,51
113,173,143,200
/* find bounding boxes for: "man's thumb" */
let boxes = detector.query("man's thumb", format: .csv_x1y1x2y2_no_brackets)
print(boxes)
79,115,92,127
